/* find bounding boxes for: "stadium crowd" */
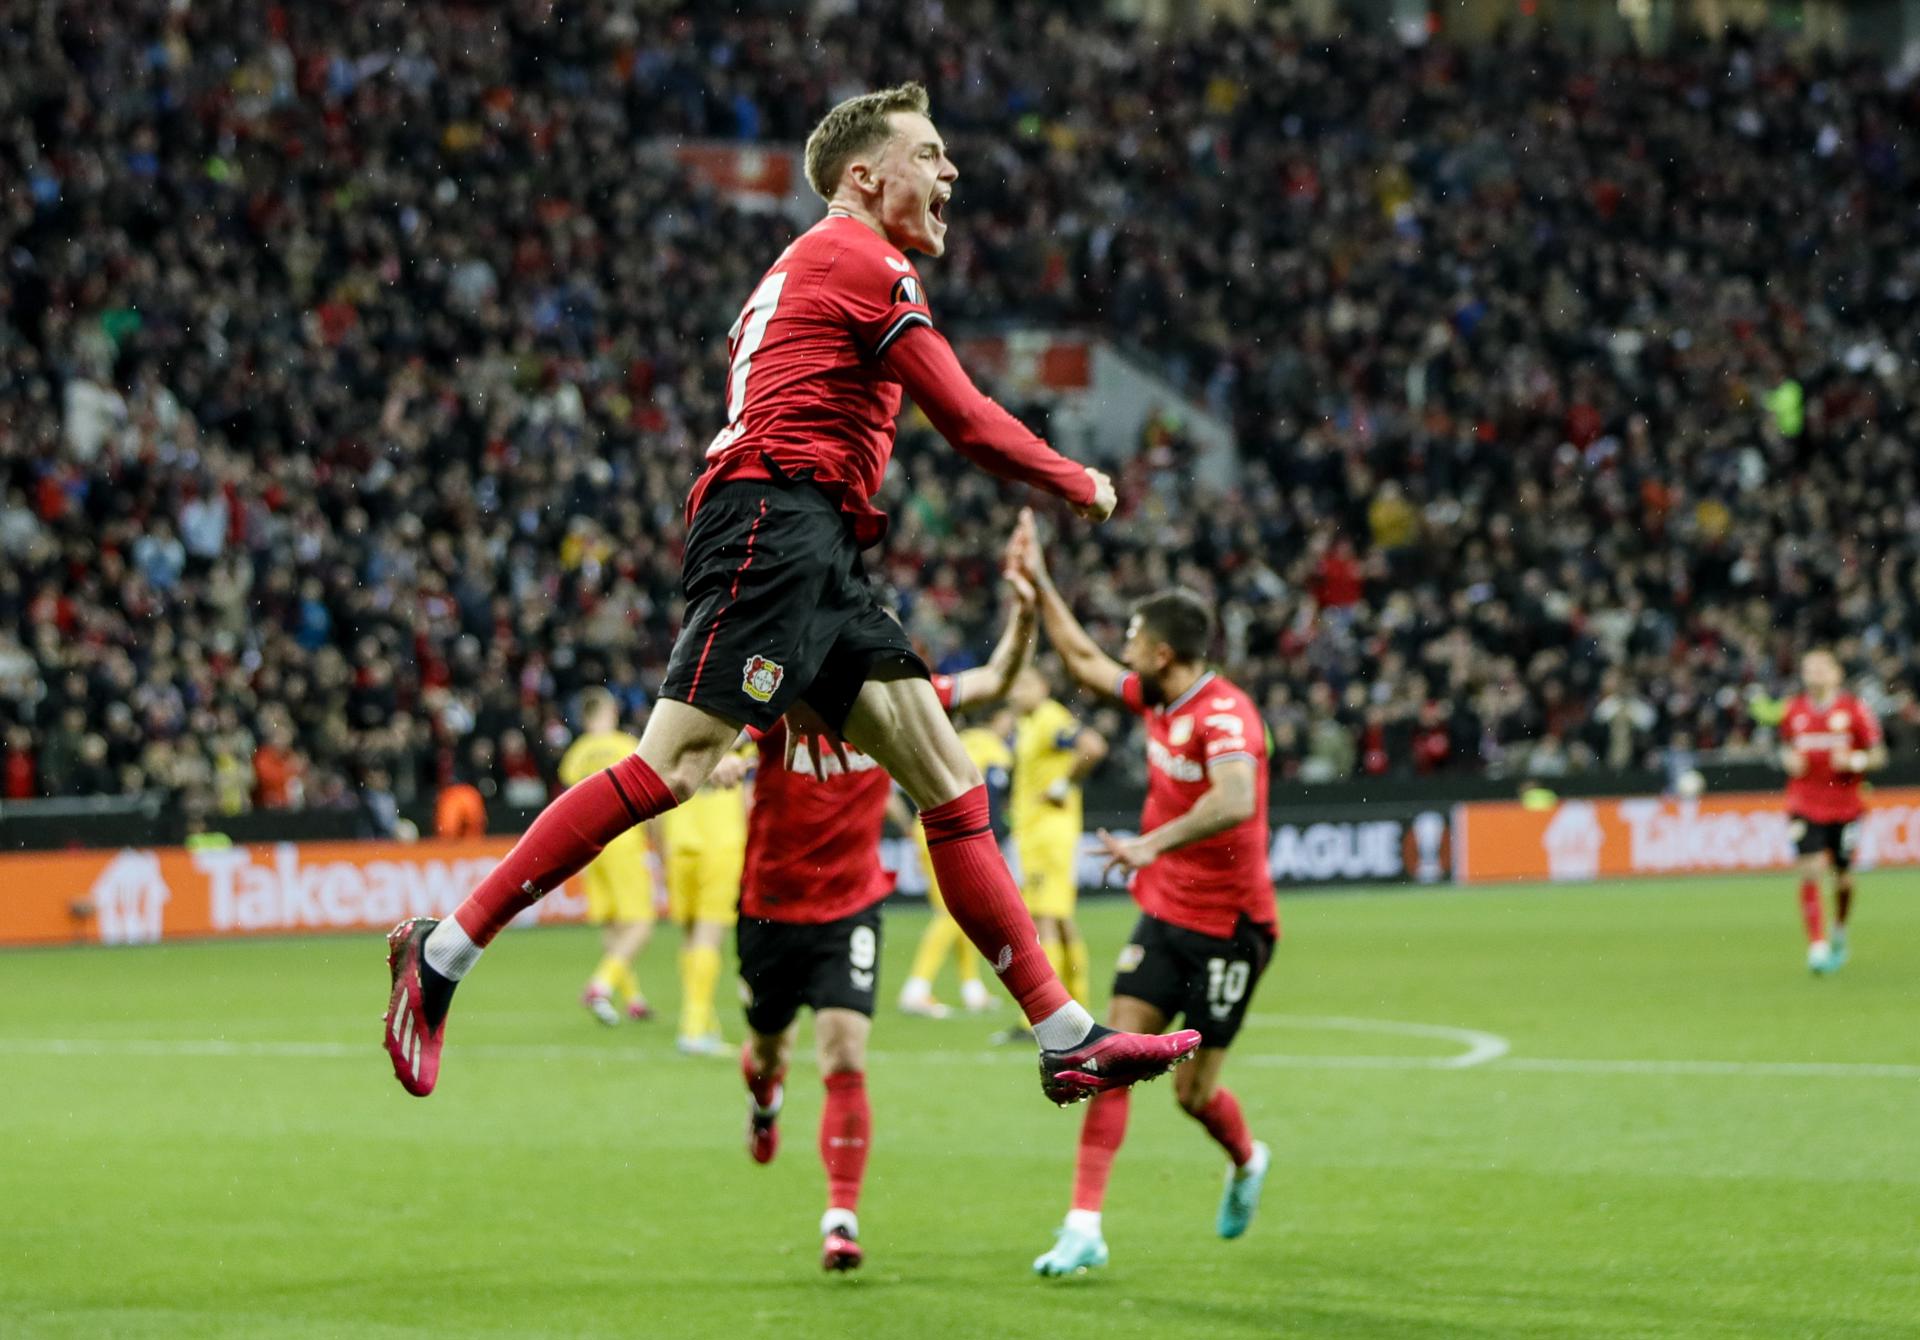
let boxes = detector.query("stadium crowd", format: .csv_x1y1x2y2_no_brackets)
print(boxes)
3,0,1919,821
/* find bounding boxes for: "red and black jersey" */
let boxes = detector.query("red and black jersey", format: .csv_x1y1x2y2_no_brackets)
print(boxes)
688,215,1094,548
739,720,895,924
1781,693,1881,824
1116,669,1277,939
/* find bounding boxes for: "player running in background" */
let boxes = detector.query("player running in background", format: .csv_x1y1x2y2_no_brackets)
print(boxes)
657,754,749,1054
385,82,1197,1105
556,690,655,1025
1779,649,1886,974
1015,512,1278,1275
735,719,895,1272
1007,667,1107,1009
898,578,1037,1018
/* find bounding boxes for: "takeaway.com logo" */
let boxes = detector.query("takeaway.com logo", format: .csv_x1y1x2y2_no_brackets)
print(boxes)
191,845,583,933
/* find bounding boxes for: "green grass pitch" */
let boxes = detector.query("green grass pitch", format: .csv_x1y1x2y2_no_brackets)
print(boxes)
2,873,1916,1339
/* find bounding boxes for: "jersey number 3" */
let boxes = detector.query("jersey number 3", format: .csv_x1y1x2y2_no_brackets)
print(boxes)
706,271,789,459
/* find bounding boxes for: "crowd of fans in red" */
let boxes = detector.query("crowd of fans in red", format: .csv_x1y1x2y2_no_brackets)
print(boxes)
3,0,1916,824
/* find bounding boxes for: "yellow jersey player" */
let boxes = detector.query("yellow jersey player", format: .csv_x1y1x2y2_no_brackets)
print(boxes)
1007,666,1107,1013
557,690,657,1025
657,744,750,1055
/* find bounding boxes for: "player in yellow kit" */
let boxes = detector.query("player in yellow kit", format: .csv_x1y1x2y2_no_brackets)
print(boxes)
897,577,1036,1018
1007,666,1107,1011
658,746,750,1056
558,689,657,1024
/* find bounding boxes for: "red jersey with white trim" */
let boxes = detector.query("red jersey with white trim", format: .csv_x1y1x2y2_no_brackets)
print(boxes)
740,720,895,923
1781,693,1881,823
1116,669,1276,938
691,215,934,548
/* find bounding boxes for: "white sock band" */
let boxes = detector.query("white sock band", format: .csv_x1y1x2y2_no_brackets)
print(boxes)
1031,1000,1095,1051
1065,1209,1102,1236
424,919,482,981
821,1208,858,1236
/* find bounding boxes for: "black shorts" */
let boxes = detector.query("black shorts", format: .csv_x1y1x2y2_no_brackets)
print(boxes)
736,905,883,1036
1111,912,1275,1049
659,479,925,731
1790,815,1862,870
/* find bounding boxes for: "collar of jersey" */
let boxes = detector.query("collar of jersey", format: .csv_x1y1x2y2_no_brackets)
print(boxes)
1162,670,1216,716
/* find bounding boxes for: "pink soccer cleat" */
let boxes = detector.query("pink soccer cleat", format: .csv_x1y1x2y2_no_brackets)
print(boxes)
821,1226,863,1273
742,1045,782,1164
383,917,456,1097
1039,1025,1202,1106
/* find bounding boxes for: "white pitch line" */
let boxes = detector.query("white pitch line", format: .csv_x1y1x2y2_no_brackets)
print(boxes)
3,1034,1916,1079
1241,1014,1513,1069
1498,1056,1920,1080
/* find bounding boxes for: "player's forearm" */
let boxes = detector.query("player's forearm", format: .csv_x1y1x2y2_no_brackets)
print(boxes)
884,326,1095,505
956,599,1036,708
1067,733,1106,783
1033,574,1122,697
1139,784,1256,858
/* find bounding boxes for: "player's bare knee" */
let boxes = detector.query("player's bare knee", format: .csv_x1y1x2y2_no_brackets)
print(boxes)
815,1013,869,1074
1174,1065,1214,1114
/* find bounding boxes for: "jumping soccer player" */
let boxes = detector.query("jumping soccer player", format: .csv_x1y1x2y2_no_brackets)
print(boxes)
556,690,655,1025
384,83,1197,1105
736,719,894,1272
1014,512,1278,1275
1779,649,1885,974
658,754,749,1055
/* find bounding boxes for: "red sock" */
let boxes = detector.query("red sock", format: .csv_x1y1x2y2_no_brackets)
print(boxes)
742,1045,785,1111
820,1071,870,1212
453,754,677,946
1071,1088,1129,1212
920,786,1070,1023
1189,1087,1254,1167
1799,878,1825,944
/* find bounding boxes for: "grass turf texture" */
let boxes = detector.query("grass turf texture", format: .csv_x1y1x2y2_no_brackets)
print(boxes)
2,873,1916,1339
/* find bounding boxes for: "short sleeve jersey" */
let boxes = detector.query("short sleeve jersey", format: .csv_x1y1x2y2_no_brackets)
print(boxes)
690,216,936,548
1011,699,1085,836
1116,669,1277,939
558,729,648,862
740,721,895,924
1781,693,1881,823
557,730,640,788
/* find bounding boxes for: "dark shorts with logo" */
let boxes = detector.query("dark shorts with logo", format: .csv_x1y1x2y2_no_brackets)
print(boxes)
1110,912,1275,1049
737,905,883,1035
1790,814,1862,870
659,479,925,732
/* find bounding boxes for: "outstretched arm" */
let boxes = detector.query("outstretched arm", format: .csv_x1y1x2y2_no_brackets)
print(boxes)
883,324,1115,521
944,585,1037,711
1016,509,1128,700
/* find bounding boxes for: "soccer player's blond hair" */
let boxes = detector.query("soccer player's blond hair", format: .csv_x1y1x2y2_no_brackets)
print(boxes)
803,82,931,201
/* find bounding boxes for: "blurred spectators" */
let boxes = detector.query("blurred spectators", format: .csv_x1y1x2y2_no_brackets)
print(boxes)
3,0,1919,826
